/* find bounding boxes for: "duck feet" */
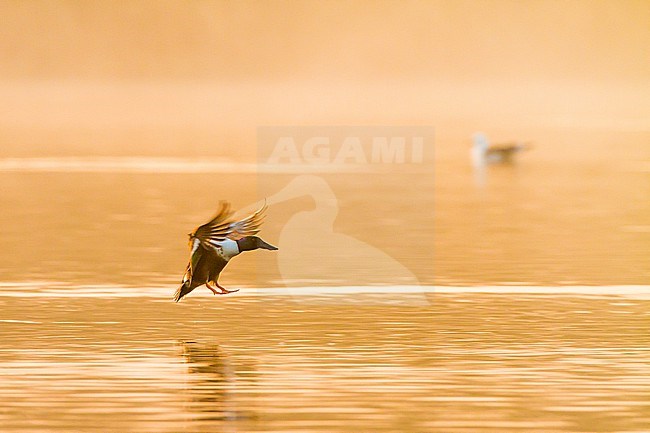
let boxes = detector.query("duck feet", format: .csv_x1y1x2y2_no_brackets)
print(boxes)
220,287,240,294
206,282,239,295
215,282,240,294
205,283,221,295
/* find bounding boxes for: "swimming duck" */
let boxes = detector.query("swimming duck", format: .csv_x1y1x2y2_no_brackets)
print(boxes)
472,132,532,166
173,201,277,302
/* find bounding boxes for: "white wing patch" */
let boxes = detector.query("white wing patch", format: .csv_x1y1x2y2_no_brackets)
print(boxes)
191,238,201,255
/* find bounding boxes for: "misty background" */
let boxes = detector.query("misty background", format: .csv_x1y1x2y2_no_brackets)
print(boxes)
0,1,648,286
1,1,648,159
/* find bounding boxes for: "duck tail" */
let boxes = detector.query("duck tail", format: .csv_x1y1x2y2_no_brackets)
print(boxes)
173,283,191,302
517,141,534,151
173,286,183,302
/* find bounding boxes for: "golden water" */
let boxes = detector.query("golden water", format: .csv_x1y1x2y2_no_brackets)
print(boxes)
0,292,649,432
0,139,648,432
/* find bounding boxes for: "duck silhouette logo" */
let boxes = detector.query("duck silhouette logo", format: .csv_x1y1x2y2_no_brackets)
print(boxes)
266,174,428,304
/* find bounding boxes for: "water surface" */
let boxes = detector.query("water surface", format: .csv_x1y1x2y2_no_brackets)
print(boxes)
0,137,648,432
0,289,649,433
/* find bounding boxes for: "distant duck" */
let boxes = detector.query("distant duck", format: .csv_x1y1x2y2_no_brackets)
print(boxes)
471,132,532,166
174,201,277,302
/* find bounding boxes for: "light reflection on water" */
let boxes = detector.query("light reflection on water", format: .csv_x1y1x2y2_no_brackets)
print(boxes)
0,147,648,286
0,141,648,432
0,292,648,432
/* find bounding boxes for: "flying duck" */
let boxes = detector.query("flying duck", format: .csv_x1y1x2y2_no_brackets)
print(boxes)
471,132,532,166
174,201,277,302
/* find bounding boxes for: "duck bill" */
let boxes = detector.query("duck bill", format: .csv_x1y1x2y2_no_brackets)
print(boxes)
257,238,278,250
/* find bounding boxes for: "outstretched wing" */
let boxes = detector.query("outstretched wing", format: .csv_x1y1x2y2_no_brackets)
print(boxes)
191,201,236,249
181,200,268,299
226,201,268,240
173,263,193,301
181,239,203,295
190,200,268,247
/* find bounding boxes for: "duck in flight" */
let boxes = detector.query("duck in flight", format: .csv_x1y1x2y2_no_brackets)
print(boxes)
174,201,277,302
472,132,532,166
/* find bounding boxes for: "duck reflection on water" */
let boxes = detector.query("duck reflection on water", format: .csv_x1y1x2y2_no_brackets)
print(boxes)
179,341,257,422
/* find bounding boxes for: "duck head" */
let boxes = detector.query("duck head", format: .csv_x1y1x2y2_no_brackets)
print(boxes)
471,132,489,167
236,236,278,252
472,132,489,153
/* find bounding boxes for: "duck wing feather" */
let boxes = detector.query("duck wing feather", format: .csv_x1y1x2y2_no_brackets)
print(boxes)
226,201,268,241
